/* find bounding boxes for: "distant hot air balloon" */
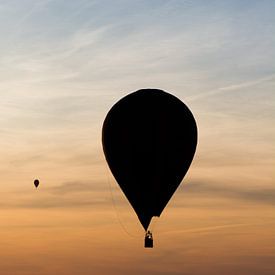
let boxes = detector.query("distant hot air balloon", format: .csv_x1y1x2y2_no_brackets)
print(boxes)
102,89,197,247
34,179,39,188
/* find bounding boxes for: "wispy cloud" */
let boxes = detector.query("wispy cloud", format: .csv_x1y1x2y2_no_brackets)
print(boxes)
48,181,106,195
177,181,275,206
3,179,274,210
1,181,107,209
0,179,125,209
159,222,271,236
187,74,275,102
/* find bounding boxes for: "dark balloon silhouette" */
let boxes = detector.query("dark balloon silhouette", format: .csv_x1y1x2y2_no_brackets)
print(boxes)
102,89,197,247
34,179,39,188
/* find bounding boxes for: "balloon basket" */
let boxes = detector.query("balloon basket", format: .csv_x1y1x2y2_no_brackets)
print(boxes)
144,231,153,248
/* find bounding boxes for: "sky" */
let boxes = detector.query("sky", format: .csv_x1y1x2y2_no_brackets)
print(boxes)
0,0,274,274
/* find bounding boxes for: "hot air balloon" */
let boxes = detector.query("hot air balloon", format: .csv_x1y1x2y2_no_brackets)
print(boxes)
102,89,197,247
34,179,39,188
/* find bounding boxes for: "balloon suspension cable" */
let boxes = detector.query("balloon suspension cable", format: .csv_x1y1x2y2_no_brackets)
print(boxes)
105,164,139,239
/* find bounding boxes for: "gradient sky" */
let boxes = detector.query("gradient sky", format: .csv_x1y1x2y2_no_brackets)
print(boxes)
0,1,274,274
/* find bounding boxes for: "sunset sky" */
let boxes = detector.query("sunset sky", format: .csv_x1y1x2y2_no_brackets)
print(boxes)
0,1,274,274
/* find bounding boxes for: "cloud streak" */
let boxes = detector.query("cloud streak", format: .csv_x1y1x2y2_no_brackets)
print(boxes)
176,181,275,206
1,179,125,209
186,74,275,102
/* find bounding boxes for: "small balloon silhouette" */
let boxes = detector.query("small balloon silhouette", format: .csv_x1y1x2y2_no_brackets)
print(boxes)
34,179,39,188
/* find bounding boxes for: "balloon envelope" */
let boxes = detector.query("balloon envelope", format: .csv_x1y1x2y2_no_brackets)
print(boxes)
34,179,39,188
102,89,197,230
